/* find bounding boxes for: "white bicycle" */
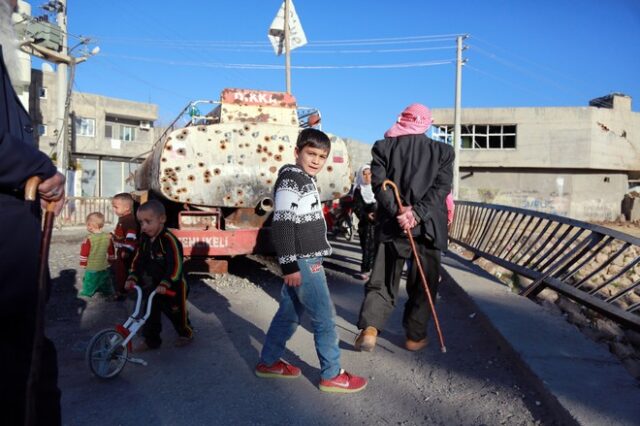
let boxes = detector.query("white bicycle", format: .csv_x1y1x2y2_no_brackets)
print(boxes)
86,285,175,379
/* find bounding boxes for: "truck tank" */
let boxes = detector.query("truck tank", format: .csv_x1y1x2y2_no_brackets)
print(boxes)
135,88,353,273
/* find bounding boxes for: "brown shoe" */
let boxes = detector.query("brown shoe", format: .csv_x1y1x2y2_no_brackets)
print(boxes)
405,337,428,351
354,326,378,352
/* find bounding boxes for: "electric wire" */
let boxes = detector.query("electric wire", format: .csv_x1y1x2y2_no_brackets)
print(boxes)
99,53,456,70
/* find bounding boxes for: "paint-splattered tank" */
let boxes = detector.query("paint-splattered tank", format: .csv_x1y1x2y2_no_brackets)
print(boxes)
135,88,352,209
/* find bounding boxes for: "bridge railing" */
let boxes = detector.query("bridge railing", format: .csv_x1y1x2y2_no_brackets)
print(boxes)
449,201,640,331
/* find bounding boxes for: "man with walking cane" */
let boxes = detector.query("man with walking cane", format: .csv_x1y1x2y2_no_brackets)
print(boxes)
354,103,454,352
0,0,64,423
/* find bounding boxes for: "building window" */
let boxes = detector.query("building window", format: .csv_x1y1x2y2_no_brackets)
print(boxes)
105,116,140,141
39,87,47,99
433,124,517,149
101,160,123,196
75,117,95,137
77,158,99,197
429,125,453,145
37,124,47,136
120,125,136,142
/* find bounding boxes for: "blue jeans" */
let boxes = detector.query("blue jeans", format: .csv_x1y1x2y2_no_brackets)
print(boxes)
260,257,341,380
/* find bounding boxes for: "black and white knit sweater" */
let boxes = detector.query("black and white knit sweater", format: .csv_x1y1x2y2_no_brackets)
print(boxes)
272,164,332,274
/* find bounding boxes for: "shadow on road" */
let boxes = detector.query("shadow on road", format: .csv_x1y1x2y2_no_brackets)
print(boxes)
187,272,319,381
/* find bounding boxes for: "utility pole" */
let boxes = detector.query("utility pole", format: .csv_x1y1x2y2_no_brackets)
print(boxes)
452,35,467,200
284,0,291,94
55,0,68,174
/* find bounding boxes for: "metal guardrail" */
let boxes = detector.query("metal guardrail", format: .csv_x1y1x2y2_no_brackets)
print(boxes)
449,201,640,331
55,197,116,228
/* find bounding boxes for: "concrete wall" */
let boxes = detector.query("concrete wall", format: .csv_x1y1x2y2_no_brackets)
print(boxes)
29,68,57,152
459,169,628,221
343,137,373,172
432,96,640,172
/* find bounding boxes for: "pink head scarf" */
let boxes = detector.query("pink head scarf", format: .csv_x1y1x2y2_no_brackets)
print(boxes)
384,103,433,138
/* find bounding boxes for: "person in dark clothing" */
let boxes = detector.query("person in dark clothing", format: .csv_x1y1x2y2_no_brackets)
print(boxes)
352,164,377,280
0,2,65,423
354,103,454,352
125,200,193,350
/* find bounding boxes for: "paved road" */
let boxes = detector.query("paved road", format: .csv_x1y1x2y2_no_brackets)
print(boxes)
46,229,559,425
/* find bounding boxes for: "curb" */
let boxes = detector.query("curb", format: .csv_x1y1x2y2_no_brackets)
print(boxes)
441,251,640,426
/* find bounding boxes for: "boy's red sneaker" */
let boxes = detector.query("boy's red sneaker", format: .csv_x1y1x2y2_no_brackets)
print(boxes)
319,369,367,393
255,360,301,379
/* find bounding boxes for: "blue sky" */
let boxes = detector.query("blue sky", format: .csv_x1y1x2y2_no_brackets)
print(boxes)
47,0,640,144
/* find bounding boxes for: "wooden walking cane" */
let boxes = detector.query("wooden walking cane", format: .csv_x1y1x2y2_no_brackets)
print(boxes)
382,179,447,353
24,176,57,426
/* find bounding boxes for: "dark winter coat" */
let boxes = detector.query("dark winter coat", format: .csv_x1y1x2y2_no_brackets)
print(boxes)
0,45,57,314
371,134,454,250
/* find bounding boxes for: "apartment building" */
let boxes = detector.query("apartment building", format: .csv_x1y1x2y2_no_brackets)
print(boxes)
430,94,640,221
29,67,160,198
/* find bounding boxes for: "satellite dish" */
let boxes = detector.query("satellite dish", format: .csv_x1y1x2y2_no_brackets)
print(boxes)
42,62,54,72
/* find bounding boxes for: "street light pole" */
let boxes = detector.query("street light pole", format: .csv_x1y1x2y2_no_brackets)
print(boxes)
284,0,291,94
55,0,67,174
452,35,467,200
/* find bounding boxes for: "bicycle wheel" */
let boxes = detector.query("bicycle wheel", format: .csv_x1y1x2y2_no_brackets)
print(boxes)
86,328,128,379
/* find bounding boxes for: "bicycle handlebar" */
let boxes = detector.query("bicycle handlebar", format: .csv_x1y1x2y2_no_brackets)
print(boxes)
129,285,176,297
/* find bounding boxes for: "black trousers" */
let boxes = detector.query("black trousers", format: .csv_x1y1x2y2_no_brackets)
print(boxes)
1,314,61,426
142,282,193,348
357,237,441,341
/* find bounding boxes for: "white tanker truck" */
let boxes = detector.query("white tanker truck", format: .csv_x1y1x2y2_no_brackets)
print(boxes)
134,88,353,273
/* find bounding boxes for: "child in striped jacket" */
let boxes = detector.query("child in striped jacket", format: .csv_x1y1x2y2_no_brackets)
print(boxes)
125,200,193,351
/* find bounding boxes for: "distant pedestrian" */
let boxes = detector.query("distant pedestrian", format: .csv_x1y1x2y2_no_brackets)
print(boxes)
354,103,454,352
125,200,193,350
111,192,139,300
256,128,367,393
79,212,116,297
352,164,377,281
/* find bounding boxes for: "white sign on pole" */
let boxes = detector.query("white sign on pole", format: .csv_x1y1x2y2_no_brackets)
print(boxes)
267,0,307,56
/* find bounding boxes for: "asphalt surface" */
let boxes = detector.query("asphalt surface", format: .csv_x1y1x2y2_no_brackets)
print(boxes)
47,228,559,425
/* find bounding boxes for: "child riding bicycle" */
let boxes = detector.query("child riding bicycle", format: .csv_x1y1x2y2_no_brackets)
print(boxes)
125,200,193,351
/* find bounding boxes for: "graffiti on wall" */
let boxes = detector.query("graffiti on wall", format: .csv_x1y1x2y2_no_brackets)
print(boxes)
465,187,618,221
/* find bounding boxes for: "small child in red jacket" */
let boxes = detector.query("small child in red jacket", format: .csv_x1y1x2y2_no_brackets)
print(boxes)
79,212,116,297
111,193,139,300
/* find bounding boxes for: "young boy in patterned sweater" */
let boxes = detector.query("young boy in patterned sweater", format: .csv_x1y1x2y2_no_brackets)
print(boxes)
255,128,367,393
125,200,193,350
79,212,116,297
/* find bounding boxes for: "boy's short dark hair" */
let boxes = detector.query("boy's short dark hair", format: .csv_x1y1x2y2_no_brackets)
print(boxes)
137,199,166,217
296,128,331,153
113,192,134,207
